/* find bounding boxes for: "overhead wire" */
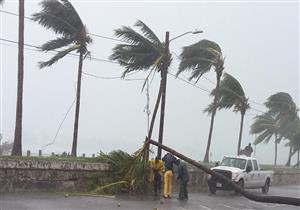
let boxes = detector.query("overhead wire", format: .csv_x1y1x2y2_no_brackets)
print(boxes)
0,9,127,43
0,9,284,116
1,37,270,115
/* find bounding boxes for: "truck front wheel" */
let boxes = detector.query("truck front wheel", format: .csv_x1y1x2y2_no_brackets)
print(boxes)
208,180,217,195
235,179,244,195
262,178,270,194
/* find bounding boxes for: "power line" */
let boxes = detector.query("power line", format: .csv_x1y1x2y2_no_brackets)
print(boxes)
0,9,126,43
0,37,118,64
168,72,211,93
1,40,147,80
1,38,270,115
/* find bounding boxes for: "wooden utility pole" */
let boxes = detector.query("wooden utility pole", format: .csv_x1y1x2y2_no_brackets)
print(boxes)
157,31,169,159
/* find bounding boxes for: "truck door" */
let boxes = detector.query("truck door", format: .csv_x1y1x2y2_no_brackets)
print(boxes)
253,159,263,187
244,160,255,188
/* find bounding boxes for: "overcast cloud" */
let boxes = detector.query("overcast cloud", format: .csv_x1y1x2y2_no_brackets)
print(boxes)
0,0,299,165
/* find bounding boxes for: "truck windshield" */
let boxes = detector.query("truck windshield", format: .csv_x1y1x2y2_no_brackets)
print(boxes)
220,157,246,170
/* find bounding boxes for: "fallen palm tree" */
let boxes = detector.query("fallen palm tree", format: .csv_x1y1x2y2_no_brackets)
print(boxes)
94,144,150,194
146,137,300,206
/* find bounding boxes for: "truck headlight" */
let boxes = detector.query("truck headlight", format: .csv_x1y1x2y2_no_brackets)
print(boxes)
232,173,239,180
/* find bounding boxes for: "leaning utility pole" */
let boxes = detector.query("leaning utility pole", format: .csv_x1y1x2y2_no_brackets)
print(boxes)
157,31,170,159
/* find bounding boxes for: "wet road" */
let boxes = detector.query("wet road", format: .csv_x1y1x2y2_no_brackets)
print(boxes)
1,185,299,210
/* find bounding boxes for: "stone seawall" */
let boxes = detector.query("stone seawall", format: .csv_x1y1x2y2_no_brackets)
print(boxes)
0,159,110,192
1,159,299,192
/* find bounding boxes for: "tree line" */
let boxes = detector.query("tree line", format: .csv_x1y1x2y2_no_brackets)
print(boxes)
1,0,299,167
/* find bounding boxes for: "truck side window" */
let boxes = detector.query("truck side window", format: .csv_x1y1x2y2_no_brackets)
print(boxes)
246,160,253,171
253,160,259,171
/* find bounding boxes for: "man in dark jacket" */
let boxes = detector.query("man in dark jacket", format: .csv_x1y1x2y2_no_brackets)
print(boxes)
162,153,177,198
176,159,189,200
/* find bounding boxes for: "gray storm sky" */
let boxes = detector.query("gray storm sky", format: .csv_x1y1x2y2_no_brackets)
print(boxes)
0,0,299,164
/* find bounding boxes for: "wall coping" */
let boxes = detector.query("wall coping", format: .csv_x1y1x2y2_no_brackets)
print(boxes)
0,159,110,171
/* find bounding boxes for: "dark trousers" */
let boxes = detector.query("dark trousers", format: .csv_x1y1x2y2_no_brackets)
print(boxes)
153,172,162,194
178,180,188,200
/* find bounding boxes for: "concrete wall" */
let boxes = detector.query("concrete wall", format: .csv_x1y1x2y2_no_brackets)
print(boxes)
0,159,110,192
1,159,299,192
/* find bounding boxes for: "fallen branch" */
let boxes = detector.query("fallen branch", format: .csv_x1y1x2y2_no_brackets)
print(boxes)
146,137,300,206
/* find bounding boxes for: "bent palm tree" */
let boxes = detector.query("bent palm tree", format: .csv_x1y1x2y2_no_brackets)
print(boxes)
33,0,92,156
178,39,224,162
110,20,172,158
205,73,250,155
250,113,283,166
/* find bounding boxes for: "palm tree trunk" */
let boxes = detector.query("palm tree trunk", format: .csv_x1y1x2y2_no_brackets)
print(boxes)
12,0,24,156
296,149,299,168
237,113,245,155
146,138,300,206
71,51,84,157
274,135,278,166
157,31,169,159
285,145,292,167
203,73,221,163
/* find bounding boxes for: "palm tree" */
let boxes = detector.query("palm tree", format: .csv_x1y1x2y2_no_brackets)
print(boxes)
205,73,250,155
282,116,300,166
10,0,25,156
177,39,224,162
110,20,172,158
265,92,298,123
32,0,92,156
250,113,283,166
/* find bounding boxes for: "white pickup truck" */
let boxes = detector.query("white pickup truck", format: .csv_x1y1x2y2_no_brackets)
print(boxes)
207,155,273,194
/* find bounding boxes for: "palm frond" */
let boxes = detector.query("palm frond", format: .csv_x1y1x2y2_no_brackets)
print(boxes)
178,39,223,81
39,44,79,68
40,37,73,51
134,20,161,46
254,130,273,145
32,0,83,37
265,92,297,118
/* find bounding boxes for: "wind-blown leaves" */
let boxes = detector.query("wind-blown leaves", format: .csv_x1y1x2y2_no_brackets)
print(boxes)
32,0,92,59
250,113,281,145
32,0,83,37
110,20,168,77
40,37,74,51
205,72,250,113
177,39,223,80
39,44,79,68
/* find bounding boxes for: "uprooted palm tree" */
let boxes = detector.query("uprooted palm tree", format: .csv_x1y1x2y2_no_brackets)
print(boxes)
177,39,224,162
110,20,172,159
205,73,250,155
32,0,92,156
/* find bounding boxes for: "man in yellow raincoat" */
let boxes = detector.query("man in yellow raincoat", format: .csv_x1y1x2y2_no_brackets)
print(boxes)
149,156,164,197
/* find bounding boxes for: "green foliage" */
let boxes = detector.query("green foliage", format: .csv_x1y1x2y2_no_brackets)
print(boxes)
32,0,92,68
177,39,224,80
110,20,170,77
205,73,250,114
96,146,149,194
250,113,280,145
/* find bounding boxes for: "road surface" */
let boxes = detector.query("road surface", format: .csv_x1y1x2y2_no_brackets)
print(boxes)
1,185,299,210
